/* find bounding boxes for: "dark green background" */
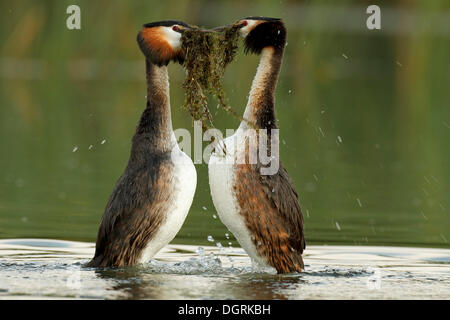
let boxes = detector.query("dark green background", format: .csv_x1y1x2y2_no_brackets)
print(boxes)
0,0,448,248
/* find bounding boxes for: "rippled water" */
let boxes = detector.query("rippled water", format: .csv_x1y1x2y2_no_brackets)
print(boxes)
0,239,449,299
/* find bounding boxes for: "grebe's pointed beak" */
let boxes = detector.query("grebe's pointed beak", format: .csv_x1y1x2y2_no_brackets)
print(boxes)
212,24,230,32
178,25,192,34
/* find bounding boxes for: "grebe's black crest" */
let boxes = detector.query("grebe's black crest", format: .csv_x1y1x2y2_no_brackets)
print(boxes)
243,16,281,22
143,20,191,28
244,19,286,55
137,20,191,66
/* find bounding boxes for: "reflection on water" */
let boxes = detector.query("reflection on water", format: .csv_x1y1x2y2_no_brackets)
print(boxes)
0,239,449,299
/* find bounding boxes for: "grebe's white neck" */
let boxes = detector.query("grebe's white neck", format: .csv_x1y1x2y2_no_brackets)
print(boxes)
239,47,276,130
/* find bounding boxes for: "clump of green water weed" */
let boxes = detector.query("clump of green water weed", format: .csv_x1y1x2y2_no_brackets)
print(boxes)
181,24,242,132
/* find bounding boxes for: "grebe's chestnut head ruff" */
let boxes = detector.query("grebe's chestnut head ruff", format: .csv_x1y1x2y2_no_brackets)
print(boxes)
236,17,286,55
137,20,191,66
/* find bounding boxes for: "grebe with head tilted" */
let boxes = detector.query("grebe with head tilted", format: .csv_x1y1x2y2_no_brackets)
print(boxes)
86,20,197,268
208,17,305,273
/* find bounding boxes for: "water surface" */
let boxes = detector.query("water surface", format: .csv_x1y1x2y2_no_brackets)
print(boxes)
1,239,449,299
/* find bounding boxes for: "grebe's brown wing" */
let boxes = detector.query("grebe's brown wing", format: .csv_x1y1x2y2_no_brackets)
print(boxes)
261,163,305,252
87,162,173,268
234,161,305,272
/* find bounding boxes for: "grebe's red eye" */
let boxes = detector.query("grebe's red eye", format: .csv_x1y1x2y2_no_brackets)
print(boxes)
172,26,179,31
243,20,248,26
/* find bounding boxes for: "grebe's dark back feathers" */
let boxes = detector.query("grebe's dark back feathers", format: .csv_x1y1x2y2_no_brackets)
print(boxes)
233,160,305,273
86,155,173,268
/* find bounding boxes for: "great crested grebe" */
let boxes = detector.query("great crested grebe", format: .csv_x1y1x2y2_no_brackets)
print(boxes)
208,17,305,273
87,21,197,268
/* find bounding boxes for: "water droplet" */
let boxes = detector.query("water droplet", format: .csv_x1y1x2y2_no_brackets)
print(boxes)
88,145,93,150
282,139,286,145
257,241,262,246
342,53,349,59
212,214,217,219
335,221,341,231
101,140,106,145
271,188,275,193
288,89,292,94
337,136,343,143
216,242,223,248
72,146,78,152
195,247,204,256
202,206,207,211
225,233,230,239
318,127,325,137
420,211,428,220
207,235,214,242
356,198,362,207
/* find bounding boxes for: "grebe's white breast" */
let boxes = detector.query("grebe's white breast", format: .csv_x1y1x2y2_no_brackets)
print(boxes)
208,130,269,268
139,140,197,263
